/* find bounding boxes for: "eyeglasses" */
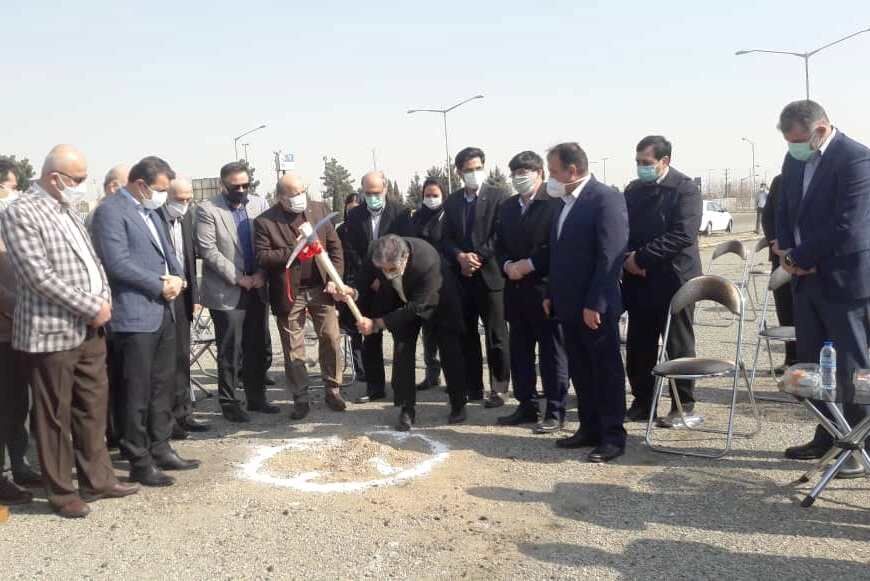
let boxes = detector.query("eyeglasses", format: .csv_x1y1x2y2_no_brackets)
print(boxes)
56,171,87,185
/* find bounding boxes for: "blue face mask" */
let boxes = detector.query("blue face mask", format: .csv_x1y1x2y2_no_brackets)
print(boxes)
787,141,814,162
637,165,659,183
365,194,384,211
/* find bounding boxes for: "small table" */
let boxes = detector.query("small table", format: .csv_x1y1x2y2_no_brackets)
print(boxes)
779,368,870,507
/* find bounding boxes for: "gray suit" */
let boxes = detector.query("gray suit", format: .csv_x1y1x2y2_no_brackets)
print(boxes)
194,193,271,409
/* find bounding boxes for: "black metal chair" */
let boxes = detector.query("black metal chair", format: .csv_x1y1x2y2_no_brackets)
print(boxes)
645,275,761,458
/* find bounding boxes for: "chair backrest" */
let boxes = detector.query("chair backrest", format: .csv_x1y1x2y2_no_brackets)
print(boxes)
670,275,743,316
753,237,769,254
711,239,749,262
768,266,792,291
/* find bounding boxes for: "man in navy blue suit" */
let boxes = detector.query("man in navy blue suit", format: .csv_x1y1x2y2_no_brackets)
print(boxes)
774,100,870,478
545,143,629,463
91,156,201,487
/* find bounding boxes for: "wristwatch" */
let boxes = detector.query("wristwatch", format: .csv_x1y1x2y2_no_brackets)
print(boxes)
783,253,795,268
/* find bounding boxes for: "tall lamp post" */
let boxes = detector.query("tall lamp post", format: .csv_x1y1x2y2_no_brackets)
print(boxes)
741,137,757,199
735,27,870,99
233,124,267,160
241,143,251,162
407,95,484,194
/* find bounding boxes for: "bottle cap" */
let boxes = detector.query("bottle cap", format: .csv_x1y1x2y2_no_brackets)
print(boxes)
824,341,833,347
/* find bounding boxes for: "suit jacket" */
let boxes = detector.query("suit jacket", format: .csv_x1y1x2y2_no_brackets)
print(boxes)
357,237,463,335
340,201,411,307
254,200,343,315
761,174,783,264
0,215,18,342
91,190,184,334
776,131,870,301
441,184,510,291
407,205,445,245
155,205,198,321
0,186,110,353
622,167,703,309
548,177,628,322
195,193,269,310
494,183,561,323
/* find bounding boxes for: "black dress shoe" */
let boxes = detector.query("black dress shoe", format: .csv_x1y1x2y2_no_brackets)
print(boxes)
497,405,540,426
625,400,652,422
12,466,43,487
171,423,189,441
290,401,310,420
222,405,251,423
785,439,832,460
396,407,415,431
448,405,467,425
416,379,434,391
179,417,210,432
264,375,277,386
154,451,201,471
247,401,280,414
354,395,370,404
587,444,625,463
129,465,175,487
532,418,565,434
484,393,505,409
468,392,484,402
556,431,600,449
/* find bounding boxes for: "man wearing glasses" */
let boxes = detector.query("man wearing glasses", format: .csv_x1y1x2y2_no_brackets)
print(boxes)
196,162,277,422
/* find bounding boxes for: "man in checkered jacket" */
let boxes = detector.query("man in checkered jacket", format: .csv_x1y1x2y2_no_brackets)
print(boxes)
0,145,139,519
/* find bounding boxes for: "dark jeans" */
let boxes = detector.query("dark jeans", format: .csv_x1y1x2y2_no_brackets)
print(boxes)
458,274,510,396
626,305,697,409
508,316,570,420
113,306,176,470
0,342,30,476
563,309,627,448
211,290,269,408
172,299,193,422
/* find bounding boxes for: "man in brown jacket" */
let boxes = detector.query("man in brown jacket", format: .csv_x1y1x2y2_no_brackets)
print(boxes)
254,173,346,419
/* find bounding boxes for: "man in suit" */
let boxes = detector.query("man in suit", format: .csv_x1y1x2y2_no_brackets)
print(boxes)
1,145,138,518
154,178,209,437
442,147,511,407
254,172,347,420
336,193,366,387
407,178,447,391
761,174,797,371
546,142,629,463
494,151,569,433
196,161,277,422
0,161,42,506
774,100,870,477
92,156,201,487
331,235,467,430
623,136,703,427
339,171,411,403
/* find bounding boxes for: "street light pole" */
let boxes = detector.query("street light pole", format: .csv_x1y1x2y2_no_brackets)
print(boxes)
741,137,757,198
241,143,250,162
233,123,267,160
735,26,870,99
600,157,608,184
407,94,485,194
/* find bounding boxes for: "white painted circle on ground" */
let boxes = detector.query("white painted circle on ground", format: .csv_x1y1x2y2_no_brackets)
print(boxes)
238,430,450,493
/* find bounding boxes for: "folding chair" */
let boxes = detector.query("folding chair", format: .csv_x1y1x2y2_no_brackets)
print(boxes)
748,267,797,404
189,308,217,401
645,275,761,458
701,239,755,325
747,238,772,307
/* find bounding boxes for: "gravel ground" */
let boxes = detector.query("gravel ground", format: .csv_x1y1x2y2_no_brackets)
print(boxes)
2,224,868,580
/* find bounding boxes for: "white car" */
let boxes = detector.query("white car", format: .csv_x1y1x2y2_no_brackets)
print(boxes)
700,200,734,235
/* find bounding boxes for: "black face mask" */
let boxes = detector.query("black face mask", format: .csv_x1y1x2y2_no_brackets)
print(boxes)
226,190,248,205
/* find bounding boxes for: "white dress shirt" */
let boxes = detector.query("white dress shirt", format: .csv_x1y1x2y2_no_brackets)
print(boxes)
370,210,383,240
556,175,593,239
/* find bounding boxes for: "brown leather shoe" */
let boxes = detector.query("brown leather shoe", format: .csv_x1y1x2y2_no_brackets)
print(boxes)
80,482,141,502
55,498,91,519
325,388,347,412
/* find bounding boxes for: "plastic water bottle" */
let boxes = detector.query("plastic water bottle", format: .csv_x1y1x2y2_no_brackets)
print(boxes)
819,341,837,397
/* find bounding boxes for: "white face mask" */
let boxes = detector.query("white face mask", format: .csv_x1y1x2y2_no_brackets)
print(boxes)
462,169,486,190
143,186,168,210
56,174,88,205
512,174,537,196
547,176,583,199
166,200,190,218
422,196,442,210
287,194,307,214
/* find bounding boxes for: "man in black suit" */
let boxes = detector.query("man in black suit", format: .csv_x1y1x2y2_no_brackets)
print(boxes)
760,174,797,371
155,178,209,438
331,235,467,430
442,147,511,407
546,143,629,463
774,100,870,477
494,151,569,432
339,171,411,403
622,136,703,427
407,178,447,391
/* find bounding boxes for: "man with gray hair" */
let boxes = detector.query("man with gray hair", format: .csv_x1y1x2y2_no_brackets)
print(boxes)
774,99,870,477
330,235,467,431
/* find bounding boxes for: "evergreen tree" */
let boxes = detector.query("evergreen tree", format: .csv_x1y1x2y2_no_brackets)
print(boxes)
405,173,423,209
321,156,355,214
0,154,35,191
487,165,510,193
385,178,403,206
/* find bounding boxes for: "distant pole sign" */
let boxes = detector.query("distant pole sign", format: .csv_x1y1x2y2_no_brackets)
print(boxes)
279,153,296,172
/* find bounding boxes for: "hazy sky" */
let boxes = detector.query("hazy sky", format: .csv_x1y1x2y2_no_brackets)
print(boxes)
4,1,870,197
